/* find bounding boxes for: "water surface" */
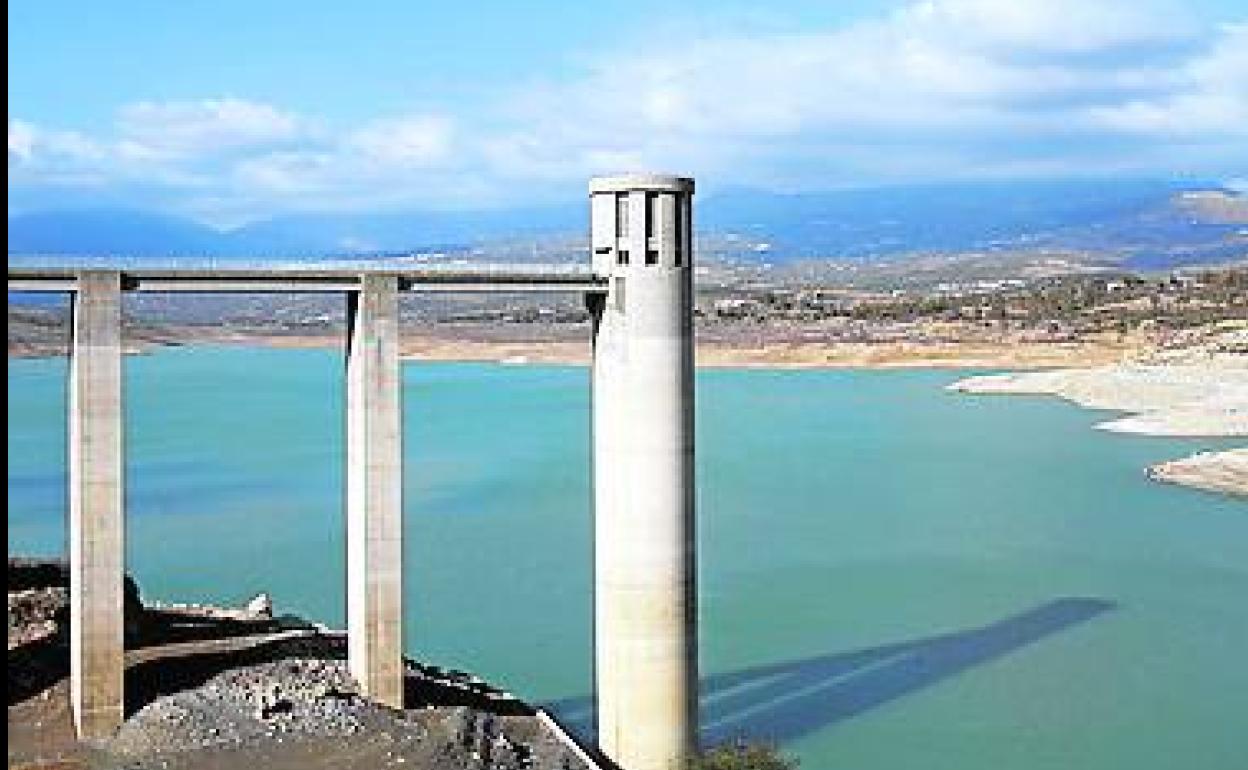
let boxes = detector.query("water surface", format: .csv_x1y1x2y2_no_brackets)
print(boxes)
8,346,1246,769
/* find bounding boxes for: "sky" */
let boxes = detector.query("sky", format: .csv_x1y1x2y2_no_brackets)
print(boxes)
8,0,1248,226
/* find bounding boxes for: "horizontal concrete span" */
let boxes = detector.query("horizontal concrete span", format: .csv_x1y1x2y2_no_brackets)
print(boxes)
7,266,608,294
9,175,698,770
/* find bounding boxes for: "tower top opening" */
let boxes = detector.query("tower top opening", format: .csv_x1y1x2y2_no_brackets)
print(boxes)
589,174,694,195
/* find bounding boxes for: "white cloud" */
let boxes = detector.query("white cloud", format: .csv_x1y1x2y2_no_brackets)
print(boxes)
8,0,1247,221
896,0,1196,54
8,120,37,162
466,0,1220,189
9,119,108,166
9,99,305,195
233,150,338,194
1086,23,1248,137
115,98,303,159
347,115,454,167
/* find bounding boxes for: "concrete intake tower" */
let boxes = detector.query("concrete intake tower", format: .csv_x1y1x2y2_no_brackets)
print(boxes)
589,174,698,770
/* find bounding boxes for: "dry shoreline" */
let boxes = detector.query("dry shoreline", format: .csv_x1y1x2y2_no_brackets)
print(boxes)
8,325,1145,370
1146,449,1248,498
948,350,1248,498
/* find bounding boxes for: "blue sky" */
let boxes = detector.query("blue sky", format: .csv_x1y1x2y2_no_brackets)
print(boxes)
9,0,1248,225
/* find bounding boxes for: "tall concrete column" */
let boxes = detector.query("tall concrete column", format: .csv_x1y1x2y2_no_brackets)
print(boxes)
69,270,125,739
590,174,697,770
346,274,404,708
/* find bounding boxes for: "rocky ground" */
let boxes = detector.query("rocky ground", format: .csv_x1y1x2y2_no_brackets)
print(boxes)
7,558,600,770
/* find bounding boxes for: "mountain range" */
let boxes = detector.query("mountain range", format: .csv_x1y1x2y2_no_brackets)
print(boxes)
8,179,1246,269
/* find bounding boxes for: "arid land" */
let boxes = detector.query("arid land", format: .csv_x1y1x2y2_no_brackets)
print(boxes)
5,313,1167,369
10,265,1247,366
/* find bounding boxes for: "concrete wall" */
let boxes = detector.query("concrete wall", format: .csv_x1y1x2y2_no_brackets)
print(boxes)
590,175,698,770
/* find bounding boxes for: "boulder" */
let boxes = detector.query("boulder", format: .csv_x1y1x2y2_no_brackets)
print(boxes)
246,593,274,618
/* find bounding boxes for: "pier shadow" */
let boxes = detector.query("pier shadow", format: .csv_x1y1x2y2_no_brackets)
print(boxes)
545,597,1116,746
7,631,71,705
10,595,1115,745
122,630,533,717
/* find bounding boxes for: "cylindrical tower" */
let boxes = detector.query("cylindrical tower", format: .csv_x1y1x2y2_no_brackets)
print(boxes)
589,174,697,770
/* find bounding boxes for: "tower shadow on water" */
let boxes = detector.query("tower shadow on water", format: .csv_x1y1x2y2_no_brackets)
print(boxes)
546,597,1116,746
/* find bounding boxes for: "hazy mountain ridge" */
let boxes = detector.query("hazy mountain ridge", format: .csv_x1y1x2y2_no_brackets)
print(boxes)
8,179,1246,270
7,209,232,257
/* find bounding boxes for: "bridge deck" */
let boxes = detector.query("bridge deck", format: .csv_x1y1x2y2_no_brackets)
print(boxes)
6,266,608,293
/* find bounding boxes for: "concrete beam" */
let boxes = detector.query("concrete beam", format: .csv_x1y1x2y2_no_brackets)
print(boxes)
69,270,125,739
8,277,78,292
591,177,698,770
6,267,608,295
345,274,405,708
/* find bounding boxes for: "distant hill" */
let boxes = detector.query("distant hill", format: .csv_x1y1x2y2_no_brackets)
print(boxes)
231,203,583,257
7,208,233,257
8,179,1245,269
698,179,1243,261
6,203,585,259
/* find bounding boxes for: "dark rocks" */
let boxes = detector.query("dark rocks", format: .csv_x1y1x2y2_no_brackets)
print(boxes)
8,586,69,647
8,557,143,610
8,557,147,645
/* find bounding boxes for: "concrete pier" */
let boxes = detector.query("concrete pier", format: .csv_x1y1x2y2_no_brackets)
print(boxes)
590,175,698,770
68,270,125,739
345,274,405,708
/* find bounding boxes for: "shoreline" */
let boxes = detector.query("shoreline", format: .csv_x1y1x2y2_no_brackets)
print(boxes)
1146,449,1248,498
8,327,1144,371
948,358,1248,498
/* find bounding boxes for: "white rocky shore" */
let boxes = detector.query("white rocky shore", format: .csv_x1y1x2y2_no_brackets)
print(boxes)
1146,448,1248,498
948,364,1248,437
948,335,1248,498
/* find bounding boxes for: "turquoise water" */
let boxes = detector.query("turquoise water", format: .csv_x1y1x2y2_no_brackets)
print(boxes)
8,346,1247,769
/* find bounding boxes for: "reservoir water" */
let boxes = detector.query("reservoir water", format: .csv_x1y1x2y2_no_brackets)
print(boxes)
8,346,1247,769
